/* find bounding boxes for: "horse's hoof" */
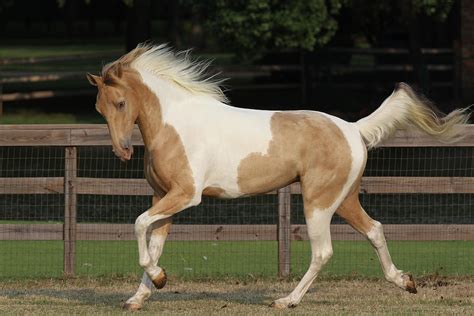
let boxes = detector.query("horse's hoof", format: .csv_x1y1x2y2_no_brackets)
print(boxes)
403,273,417,294
270,300,296,309
152,269,167,289
123,302,142,312
270,301,286,309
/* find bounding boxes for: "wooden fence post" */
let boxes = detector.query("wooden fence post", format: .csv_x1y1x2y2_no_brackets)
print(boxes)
64,146,77,276
277,185,291,278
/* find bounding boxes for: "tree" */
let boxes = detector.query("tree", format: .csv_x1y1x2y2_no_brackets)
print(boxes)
341,1,454,89
200,0,455,106
200,0,344,106
203,0,455,59
205,0,343,60
341,0,455,46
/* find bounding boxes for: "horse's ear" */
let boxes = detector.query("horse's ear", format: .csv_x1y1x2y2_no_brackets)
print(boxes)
86,73,102,86
115,63,123,78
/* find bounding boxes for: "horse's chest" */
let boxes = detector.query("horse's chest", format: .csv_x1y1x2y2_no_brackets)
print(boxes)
143,145,196,197
144,151,170,194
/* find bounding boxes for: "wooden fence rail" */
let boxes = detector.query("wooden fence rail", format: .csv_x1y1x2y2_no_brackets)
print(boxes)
0,124,473,277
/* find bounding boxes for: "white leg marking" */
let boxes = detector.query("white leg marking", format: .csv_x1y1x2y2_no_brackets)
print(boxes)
134,194,200,280
135,213,167,274
367,221,408,289
272,209,334,308
125,227,168,307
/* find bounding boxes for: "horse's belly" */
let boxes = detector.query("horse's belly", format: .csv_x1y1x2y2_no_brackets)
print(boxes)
235,172,298,196
235,158,298,196
204,158,298,198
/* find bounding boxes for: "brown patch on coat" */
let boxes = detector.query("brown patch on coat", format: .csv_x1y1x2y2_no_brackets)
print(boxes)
336,190,375,235
202,186,226,197
144,122,196,216
150,195,174,237
237,112,352,218
90,65,196,216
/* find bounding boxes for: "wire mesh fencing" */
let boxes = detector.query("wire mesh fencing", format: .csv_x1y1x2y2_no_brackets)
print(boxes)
0,125,473,279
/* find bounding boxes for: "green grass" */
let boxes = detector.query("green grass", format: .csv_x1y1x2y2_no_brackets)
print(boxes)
0,240,472,279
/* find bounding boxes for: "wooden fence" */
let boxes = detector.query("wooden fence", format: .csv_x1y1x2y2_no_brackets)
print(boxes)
0,124,473,277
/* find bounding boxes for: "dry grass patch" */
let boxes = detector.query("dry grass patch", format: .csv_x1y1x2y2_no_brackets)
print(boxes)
0,276,472,315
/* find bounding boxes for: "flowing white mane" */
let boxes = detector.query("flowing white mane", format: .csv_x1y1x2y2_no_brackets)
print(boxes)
129,44,228,103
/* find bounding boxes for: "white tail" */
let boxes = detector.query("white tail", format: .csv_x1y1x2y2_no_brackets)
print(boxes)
356,83,471,149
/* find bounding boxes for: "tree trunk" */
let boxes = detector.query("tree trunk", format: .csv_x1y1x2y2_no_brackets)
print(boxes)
126,0,152,51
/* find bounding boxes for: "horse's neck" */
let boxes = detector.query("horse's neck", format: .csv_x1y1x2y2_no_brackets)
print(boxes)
139,71,192,113
137,72,223,148
136,103,160,149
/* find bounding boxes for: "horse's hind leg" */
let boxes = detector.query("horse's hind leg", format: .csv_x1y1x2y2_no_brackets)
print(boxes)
124,195,172,311
337,190,417,293
271,203,335,309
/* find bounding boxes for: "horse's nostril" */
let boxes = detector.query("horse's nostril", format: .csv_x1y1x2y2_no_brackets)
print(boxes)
121,139,132,151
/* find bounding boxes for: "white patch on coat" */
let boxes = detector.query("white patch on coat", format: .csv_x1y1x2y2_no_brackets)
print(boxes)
137,70,274,198
273,205,335,307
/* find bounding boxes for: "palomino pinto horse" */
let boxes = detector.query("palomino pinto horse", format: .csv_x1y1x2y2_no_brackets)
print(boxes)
87,44,470,311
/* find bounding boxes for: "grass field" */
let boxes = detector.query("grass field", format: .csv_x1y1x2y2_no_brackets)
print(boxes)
0,276,472,315
0,240,472,279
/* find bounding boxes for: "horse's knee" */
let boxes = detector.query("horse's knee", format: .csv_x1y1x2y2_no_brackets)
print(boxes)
367,221,385,249
311,247,333,267
135,214,149,236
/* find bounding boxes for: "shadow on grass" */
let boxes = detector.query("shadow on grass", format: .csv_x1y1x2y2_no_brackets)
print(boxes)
0,287,272,307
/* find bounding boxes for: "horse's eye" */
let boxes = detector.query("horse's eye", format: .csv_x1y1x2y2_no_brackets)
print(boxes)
117,100,126,111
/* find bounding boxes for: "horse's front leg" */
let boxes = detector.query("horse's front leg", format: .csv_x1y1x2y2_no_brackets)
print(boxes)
133,190,199,289
124,194,172,311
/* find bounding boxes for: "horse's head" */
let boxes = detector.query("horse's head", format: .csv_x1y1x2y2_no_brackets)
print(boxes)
87,63,141,161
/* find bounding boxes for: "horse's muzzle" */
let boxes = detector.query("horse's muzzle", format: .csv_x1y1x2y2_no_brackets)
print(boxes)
113,138,134,161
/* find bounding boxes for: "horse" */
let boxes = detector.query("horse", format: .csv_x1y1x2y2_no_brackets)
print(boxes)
87,44,470,311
